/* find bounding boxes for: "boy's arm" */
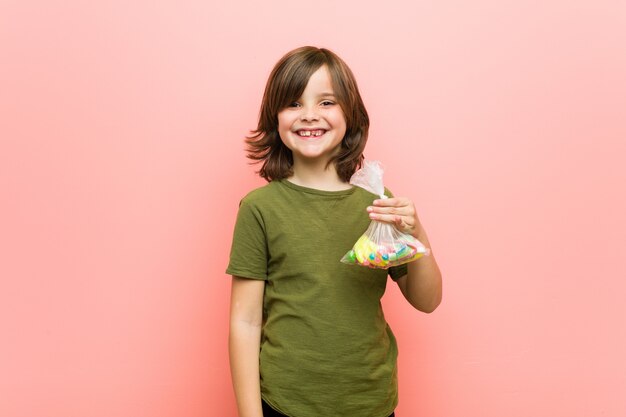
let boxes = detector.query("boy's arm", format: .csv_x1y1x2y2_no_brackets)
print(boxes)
396,224,443,313
367,196,442,313
229,276,265,417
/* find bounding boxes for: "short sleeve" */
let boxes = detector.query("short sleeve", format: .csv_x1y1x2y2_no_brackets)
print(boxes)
225,198,268,280
383,186,409,281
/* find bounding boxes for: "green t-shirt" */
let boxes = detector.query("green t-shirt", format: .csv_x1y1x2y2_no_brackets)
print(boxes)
226,179,407,417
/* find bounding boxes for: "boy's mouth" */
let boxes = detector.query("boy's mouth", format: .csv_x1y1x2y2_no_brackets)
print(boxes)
296,129,326,137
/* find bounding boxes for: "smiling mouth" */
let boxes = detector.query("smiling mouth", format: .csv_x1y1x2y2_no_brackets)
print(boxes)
296,129,326,137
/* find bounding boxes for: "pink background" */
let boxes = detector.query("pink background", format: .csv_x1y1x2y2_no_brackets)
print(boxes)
1,1,625,416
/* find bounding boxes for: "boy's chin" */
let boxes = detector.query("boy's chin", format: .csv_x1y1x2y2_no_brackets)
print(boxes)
293,149,342,163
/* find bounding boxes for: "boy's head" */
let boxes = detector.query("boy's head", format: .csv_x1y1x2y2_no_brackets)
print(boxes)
246,46,369,182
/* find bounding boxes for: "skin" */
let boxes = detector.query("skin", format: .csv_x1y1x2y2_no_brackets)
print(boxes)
368,197,443,313
277,65,349,191
229,277,264,417
229,65,443,417
277,65,346,165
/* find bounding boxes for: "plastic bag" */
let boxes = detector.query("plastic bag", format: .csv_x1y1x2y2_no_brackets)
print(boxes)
340,160,430,269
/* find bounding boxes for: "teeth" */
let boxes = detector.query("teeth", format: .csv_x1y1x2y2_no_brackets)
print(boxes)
298,130,325,137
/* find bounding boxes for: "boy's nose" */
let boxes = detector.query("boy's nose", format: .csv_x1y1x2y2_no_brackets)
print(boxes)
300,107,319,121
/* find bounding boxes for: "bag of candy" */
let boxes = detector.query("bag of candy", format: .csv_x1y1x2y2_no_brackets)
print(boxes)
341,160,430,269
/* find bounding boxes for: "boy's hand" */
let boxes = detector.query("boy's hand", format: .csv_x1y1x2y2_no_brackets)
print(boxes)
366,197,422,237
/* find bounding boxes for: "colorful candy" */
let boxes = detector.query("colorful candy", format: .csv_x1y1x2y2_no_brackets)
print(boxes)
339,160,431,269
341,232,429,269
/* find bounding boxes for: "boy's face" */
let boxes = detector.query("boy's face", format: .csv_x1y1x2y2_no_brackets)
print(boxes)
277,65,347,167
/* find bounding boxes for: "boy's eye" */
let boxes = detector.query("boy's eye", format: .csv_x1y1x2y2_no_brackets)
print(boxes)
286,100,334,108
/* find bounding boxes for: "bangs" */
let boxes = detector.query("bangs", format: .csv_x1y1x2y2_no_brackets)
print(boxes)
272,53,327,110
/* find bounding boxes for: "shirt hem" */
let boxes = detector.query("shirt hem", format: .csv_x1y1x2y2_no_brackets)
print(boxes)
260,394,398,417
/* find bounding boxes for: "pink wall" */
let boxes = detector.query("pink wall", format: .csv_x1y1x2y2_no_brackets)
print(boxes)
1,1,625,416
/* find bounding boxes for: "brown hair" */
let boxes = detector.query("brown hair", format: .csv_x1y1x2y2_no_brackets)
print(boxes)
245,46,369,182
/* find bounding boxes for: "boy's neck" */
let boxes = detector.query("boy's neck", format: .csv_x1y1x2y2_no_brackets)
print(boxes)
288,159,352,191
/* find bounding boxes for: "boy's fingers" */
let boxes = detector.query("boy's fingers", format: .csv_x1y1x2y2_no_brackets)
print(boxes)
369,211,411,223
369,213,413,231
368,213,395,223
373,197,407,207
368,205,411,216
